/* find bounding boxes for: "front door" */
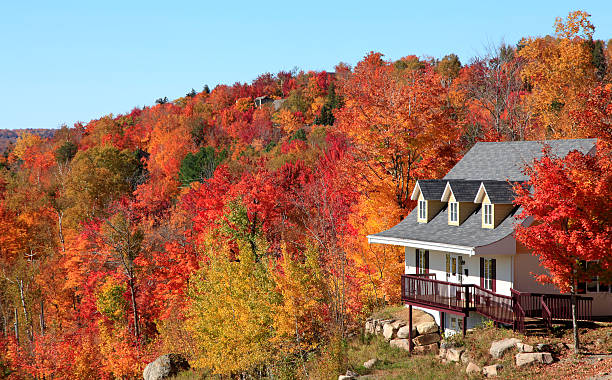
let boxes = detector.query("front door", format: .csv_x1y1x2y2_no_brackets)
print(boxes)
446,253,463,283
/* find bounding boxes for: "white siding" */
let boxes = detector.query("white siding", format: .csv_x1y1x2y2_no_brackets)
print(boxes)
404,247,514,296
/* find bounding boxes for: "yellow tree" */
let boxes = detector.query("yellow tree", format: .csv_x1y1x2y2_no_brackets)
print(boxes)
519,11,597,138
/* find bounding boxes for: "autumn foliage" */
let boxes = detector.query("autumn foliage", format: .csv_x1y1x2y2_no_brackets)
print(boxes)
0,10,610,378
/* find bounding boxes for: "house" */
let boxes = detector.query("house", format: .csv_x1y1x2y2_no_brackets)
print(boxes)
367,139,605,339
254,96,286,111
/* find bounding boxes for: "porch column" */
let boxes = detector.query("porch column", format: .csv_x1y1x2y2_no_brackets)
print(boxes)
408,305,413,353
440,312,445,334
462,314,467,337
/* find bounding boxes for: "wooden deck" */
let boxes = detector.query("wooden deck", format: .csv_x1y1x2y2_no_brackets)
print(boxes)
401,274,593,334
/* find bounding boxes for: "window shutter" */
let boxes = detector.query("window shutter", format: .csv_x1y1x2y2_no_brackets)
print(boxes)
480,257,484,287
415,249,420,274
491,259,496,292
425,250,430,273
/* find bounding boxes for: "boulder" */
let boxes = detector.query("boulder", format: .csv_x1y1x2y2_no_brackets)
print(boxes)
413,332,441,346
515,352,554,367
516,342,534,353
143,354,190,380
390,338,411,351
482,364,503,377
383,323,398,340
461,351,472,364
364,358,377,369
414,342,439,354
466,362,481,375
391,320,406,329
489,338,521,359
365,320,374,334
446,347,465,362
338,376,354,380
438,347,447,360
397,325,418,339
416,321,439,335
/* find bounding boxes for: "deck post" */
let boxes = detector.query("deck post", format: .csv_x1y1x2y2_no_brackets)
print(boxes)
408,305,413,353
462,313,467,337
440,312,445,334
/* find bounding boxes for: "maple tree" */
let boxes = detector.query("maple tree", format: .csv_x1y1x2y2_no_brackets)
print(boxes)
514,147,612,352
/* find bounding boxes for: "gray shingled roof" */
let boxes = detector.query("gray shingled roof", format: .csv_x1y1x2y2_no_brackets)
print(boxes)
416,180,447,200
481,180,524,204
370,139,597,249
444,139,597,181
447,180,482,202
374,205,520,247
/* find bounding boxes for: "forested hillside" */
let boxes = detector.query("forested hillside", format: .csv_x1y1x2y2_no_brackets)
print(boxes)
0,130,55,153
0,11,610,379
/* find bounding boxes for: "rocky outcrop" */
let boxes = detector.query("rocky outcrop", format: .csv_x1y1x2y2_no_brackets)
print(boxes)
366,310,441,355
363,358,377,369
143,354,190,380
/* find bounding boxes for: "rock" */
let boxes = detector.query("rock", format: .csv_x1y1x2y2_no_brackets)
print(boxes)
413,332,441,346
482,364,503,377
461,351,472,364
416,321,439,335
346,369,359,377
556,342,568,351
438,347,447,360
364,358,377,369
391,320,406,329
516,342,534,353
390,338,411,351
397,325,418,339
489,338,521,359
536,343,553,352
383,323,398,340
338,376,353,380
446,347,465,362
143,354,190,380
365,320,374,334
414,342,439,354
515,352,554,367
466,362,481,375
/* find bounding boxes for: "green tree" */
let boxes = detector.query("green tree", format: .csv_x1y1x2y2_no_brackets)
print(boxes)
178,146,227,186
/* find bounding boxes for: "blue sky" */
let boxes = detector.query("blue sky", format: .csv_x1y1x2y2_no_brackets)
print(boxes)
1,1,611,129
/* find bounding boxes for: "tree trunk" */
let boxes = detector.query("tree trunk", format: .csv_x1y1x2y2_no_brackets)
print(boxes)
40,299,45,336
18,279,32,342
128,277,140,339
571,282,580,354
14,308,19,345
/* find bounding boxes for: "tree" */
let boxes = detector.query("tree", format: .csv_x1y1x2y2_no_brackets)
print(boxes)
514,147,612,353
100,203,145,339
178,147,227,186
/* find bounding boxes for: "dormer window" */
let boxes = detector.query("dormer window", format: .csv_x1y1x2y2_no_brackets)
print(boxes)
449,202,458,223
483,204,493,226
418,200,427,221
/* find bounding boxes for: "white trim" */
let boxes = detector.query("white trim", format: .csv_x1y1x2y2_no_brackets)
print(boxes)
367,235,476,255
440,182,453,202
473,182,487,203
410,182,422,201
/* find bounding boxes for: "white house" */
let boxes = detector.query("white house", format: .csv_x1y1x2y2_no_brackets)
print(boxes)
367,139,608,336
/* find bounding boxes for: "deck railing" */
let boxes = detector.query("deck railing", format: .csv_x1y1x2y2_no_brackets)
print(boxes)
402,274,594,333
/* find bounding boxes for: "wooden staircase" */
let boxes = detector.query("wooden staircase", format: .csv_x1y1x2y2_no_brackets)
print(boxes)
522,317,548,336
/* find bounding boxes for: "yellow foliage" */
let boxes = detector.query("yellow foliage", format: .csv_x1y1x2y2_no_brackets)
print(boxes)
273,108,302,135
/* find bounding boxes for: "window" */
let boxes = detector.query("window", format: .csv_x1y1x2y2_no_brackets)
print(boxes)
416,249,428,274
449,202,458,223
580,261,611,293
418,200,427,220
449,315,463,332
446,253,463,282
483,204,493,226
481,258,496,291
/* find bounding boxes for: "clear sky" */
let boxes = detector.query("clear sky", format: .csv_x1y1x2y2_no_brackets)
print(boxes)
1,1,611,129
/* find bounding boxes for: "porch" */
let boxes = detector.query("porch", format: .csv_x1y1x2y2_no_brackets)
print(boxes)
401,274,593,336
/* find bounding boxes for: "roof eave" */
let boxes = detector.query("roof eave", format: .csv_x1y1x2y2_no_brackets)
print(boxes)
367,234,476,255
